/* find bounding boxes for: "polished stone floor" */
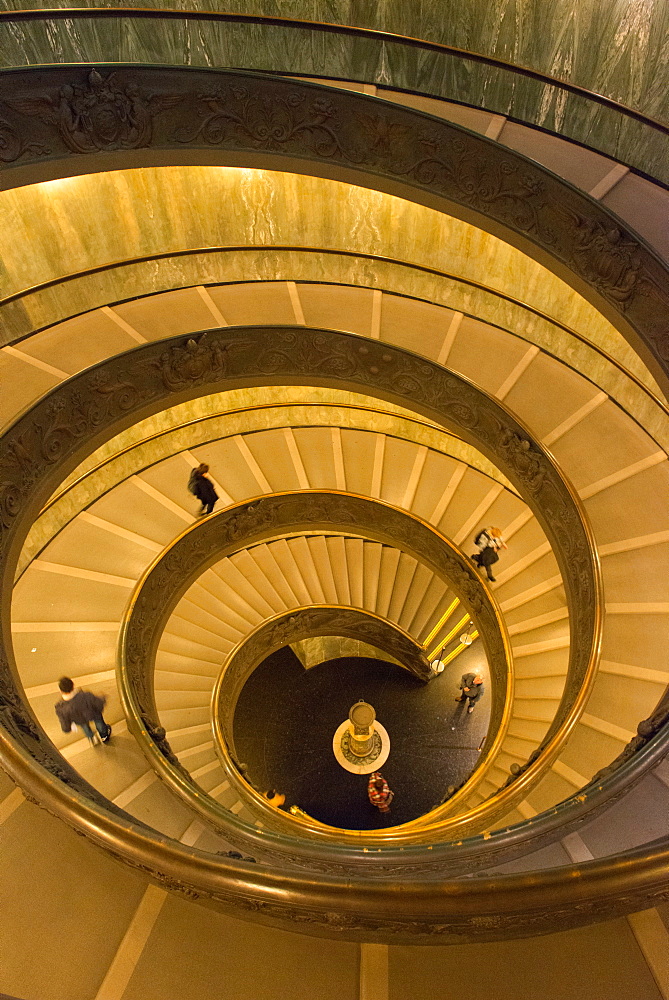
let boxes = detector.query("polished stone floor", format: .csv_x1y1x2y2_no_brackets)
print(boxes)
232,643,490,829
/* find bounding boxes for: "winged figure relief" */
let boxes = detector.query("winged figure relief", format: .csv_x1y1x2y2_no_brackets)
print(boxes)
6,69,181,153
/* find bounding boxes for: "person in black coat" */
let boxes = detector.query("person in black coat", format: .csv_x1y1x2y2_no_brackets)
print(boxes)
188,463,219,515
55,677,111,744
471,526,506,582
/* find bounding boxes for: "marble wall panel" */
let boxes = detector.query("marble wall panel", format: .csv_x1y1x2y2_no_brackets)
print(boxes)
0,167,636,379
1,2,666,178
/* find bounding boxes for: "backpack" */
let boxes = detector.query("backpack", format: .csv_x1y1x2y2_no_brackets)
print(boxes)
187,469,199,495
474,529,489,546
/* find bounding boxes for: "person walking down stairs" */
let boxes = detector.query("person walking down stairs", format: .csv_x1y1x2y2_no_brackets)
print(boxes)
188,463,219,516
55,677,111,745
471,526,507,582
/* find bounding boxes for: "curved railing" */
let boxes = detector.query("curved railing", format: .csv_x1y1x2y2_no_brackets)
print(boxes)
0,326,666,935
118,490,512,840
0,325,599,846
4,707,669,942
0,9,667,183
4,64,669,937
1,67,667,396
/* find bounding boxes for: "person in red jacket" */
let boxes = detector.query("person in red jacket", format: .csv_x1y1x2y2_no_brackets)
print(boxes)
55,677,111,745
368,772,394,813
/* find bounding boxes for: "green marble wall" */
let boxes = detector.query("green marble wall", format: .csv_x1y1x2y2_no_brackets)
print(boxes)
0,2,667,180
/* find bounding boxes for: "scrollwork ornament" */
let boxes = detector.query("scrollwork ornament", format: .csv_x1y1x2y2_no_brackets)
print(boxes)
155,332,248,392
0,325,608,940
3,66,669,384
5,69,182,154
174,84,364,164
0,117,49,162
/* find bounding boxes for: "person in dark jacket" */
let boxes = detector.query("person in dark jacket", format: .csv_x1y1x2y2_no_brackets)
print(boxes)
471,526,506,582
55,677,111,744
455,673,485,714
188,463,219,515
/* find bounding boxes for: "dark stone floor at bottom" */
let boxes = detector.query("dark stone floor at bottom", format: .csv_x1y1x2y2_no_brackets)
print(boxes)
232,645,490,829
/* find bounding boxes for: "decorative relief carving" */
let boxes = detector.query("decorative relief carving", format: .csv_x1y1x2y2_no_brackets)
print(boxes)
396,136,550,241
0,117,49,162
0,671,73,787
0,324,611,939
495,429,546,495
174,85,359,163
559,212,642,309
6,69,181,154
139,713,191,779
155,333,246,392
2,66,668,380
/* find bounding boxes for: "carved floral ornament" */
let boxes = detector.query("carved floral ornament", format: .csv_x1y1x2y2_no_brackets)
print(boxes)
118,496,512,840
0,324,614,936
177,603,466,840
1,65,668,385
0,61,664,935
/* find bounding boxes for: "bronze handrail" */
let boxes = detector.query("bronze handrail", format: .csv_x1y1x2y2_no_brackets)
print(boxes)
118,493,513,841
0,324,599,844
1,67,667,393
1,8,666,138
4,724,669,941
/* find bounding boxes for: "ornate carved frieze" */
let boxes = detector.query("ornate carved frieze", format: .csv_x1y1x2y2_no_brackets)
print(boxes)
119,508,508,836
0,116,49,163
1,66,668,385
0,325,606,939
119,490,510,757
4,69,181,155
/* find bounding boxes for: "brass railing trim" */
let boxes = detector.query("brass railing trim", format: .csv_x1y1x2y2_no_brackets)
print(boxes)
1,67,667,394
3,251,665,427
4,714,669,942
118,491,513,839
209,605,442,836
2,9,666,137
0,246,635,349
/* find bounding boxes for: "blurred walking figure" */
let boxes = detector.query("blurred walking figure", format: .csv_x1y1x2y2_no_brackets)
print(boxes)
471,526,507,582
455,673,485,714
55,677,111,745
368,772,394,814
188,463,219,516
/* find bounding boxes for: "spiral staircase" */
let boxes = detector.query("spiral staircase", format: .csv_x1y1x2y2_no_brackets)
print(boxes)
1,4,669,1000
